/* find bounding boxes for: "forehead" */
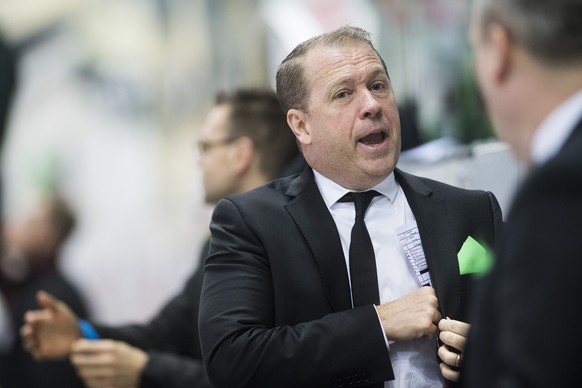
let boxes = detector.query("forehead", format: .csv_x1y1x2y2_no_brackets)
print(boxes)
303,43,386,89
200,104,232,138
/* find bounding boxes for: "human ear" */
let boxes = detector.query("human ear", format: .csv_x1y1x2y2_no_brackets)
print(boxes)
231,136,254,175
287,109,312,146
487,23,512,83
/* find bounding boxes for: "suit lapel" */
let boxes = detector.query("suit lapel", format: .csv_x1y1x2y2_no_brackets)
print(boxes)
396,169,461,318
285,169,352,312
282,168,463,316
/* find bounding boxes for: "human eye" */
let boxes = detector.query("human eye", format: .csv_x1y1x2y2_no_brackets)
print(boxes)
333,90,349,100
370,81,385,91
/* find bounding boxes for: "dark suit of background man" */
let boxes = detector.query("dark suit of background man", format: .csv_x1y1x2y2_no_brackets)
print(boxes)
199,26,503,388
462,0,582,387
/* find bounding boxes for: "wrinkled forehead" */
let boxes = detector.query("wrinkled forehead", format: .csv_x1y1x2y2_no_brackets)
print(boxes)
308,39,384,66
302,42,386,87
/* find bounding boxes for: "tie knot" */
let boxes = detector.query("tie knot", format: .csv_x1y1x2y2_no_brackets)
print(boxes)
340,190,380,219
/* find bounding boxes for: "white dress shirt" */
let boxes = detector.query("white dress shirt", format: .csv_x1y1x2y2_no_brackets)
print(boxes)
531,88,582,166
313,170,443,388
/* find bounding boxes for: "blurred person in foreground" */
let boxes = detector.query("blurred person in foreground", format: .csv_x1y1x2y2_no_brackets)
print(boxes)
0,195,87,388
20,88,304,388
461,1,582,387
198,26,503,388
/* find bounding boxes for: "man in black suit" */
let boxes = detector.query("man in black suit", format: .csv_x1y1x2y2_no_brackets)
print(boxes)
461,1,582,387
198,26,503,388
20,89,304,388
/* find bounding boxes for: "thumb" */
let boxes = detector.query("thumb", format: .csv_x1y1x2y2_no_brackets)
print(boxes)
36,290,61,311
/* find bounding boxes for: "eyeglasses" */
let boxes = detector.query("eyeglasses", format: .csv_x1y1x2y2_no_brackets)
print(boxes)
197,136,239,154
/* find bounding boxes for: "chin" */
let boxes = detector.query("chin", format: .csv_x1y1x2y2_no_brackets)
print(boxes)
369,156,397,175
355,167,394,188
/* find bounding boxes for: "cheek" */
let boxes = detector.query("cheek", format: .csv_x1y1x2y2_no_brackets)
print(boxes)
315,126,348,155
473,49,495,97
474,64,487,93
307,110,355,156
200,160,212,180
201,158,222,187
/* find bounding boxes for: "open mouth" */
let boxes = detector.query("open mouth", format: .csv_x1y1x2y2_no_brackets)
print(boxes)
359,131,386,146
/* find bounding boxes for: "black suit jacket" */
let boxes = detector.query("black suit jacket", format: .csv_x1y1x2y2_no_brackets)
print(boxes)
462,121,582,387
93,242,213,388
199,168,503,388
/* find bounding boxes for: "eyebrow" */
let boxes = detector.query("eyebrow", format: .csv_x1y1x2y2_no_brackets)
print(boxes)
368,67,389,82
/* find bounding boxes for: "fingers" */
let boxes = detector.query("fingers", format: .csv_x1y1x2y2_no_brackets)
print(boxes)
438,344,462,368
70,339,144,388
420,287,441,337
36,290,60,311
440,361,460,382
426,306,442,338
438,320,465,383
71,352,116,388
71,339,116,355
21,311,51,359
20,300,82,360
438,318,470,337
438,344,462,382
439,331,465,353
378,287,441,341
20,323,38,358
438,318,470,352
70,340,116,377
427,314,442,338
23,308,49,325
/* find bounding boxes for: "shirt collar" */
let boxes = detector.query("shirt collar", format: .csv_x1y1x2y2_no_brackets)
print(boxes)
313,169,399,210
531,88,582,165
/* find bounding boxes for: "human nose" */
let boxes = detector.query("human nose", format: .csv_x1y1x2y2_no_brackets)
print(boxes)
359,89,382,119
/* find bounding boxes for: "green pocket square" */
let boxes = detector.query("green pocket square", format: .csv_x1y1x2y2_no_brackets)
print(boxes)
458,236,494,276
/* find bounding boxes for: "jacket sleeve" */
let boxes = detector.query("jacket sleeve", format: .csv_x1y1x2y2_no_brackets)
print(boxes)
199,198,393,388
139,351,213,388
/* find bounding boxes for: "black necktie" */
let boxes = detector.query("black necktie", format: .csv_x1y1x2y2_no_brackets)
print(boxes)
340,190,381,307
